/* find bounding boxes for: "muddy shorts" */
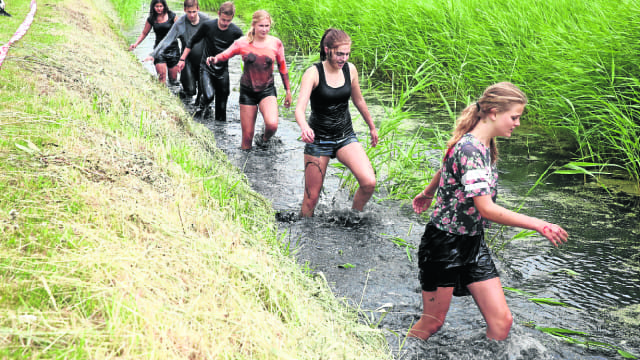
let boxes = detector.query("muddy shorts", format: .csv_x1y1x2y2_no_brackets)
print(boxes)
239,83,277,106
304,133,358,159
154,43,180,68
418,222,499,297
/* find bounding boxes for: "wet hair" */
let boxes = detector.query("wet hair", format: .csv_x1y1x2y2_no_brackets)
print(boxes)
218,1,235,17
446,82,527,164
148,0,169,23
319,28,351,61
247,10,271,43
183,0,198,8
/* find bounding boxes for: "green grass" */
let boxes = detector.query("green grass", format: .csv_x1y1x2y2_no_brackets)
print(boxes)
0,0,391,358
110,0,146,26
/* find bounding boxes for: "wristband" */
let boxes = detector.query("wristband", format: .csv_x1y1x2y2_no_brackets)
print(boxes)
178,59,185,62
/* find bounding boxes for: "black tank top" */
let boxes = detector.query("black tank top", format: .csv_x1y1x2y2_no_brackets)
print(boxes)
308,62,354,141
149,11,176,48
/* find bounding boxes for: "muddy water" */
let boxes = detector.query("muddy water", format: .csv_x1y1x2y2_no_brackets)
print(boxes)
126,10,640,359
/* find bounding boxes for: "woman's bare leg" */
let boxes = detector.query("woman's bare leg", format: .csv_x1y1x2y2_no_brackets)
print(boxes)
336,142,376,211
300,154,330,217
155,63,168,84
258,95,279,141
408,288,454,340
468,277,513,340
168,65,179,82
239,104,258,149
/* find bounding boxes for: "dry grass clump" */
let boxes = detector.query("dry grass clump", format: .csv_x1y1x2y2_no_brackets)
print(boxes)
0,0,390,358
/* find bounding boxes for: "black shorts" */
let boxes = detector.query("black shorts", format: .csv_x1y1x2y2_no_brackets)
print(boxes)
239,83,277,106
418,223,499,297
154,44,180,68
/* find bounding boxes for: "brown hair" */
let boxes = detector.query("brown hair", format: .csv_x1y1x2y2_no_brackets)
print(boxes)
148,0,170,23
218,1,235,16
319,28,351,61
446,82,527,164
247,10,271,43
183,0,198,8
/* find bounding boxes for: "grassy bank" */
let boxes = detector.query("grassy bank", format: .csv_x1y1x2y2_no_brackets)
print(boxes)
0,0,390,358
201,0,640,188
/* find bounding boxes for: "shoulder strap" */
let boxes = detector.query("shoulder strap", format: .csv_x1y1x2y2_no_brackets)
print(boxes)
342,62,351,83
314,62,326,85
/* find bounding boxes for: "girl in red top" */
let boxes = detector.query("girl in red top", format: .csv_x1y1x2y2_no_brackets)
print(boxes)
208,10,292,149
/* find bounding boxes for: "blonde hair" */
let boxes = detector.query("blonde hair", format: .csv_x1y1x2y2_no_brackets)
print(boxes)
446,82,527,164
247,10,271,43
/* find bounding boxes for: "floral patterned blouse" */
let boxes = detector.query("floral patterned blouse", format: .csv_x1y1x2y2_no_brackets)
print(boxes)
431,133,498,235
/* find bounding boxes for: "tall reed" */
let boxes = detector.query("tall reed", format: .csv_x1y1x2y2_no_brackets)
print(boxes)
208,0,640,187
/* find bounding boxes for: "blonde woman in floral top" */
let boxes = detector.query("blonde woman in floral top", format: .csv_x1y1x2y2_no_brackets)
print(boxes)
408,82,569,342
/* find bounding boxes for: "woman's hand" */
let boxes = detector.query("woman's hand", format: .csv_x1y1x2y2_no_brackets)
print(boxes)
369,128,378,147
412,192,435,214
206,56,217,66
129,44,137,51
300,126,315,144
539,222,569,247
143,55,153,63
284,89,292,108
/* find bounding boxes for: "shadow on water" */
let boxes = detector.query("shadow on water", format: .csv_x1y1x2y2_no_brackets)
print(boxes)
126,10,640,358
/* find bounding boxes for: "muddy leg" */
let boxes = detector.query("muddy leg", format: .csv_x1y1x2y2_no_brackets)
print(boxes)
258,96,278,141
336,142,376,211
240,105,258,149
300,154,329,217
408,288,453,340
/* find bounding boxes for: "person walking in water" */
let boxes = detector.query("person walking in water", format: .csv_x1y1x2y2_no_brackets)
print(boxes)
294,28,378,217
408,82,569,341
129,0,180,85
208,10,292,148
177,1,242,121
146,0,210,102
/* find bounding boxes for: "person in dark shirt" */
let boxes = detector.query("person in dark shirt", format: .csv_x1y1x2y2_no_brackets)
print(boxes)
294,28,378,216
145,0,210,102
129,0,179,84
177,1,243,121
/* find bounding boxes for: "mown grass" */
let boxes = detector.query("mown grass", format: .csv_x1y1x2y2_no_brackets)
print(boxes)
202,0,640,188
0,0,391,358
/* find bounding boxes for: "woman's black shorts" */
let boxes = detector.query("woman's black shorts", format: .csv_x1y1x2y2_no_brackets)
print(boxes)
239,83,277,106
154,43,180,68
418,222,499,297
